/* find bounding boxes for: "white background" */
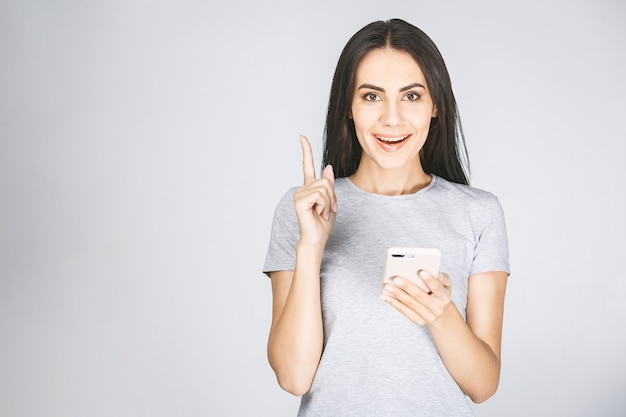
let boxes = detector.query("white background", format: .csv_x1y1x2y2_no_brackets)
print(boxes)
1,0,625,416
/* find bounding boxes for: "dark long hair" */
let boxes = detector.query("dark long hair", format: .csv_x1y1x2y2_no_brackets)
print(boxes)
323,18,470,185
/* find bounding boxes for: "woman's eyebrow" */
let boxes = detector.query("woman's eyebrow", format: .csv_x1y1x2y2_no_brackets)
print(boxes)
357,82,426,92
357,83,384,92
399,82,426,92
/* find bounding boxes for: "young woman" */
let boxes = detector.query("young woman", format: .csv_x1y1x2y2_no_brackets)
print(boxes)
263,18,510,416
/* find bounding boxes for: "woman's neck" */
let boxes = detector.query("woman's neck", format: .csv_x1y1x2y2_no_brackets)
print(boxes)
349,162,432,196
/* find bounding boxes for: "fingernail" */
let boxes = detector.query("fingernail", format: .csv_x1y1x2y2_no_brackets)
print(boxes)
418,270,430,280
392,276,403,285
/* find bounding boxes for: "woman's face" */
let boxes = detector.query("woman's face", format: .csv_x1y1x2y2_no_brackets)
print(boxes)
350,47,437,173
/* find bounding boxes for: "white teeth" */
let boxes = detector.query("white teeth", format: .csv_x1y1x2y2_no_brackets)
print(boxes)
377,136,408,143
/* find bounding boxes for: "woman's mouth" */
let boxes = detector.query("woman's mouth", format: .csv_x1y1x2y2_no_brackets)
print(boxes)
375,134,411,152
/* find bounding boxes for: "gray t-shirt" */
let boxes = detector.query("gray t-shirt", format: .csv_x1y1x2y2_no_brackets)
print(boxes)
263,175,510,417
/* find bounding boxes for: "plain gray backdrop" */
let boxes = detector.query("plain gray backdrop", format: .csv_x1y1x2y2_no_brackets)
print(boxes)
1,0,625,416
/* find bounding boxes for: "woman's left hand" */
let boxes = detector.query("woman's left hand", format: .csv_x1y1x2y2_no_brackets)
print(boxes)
379,270,453,326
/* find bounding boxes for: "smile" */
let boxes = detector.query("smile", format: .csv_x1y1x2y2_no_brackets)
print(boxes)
375,134,411,152
376,135,409,143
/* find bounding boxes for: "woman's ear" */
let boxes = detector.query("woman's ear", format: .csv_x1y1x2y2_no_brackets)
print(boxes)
348,109,353,119
431,105,438,118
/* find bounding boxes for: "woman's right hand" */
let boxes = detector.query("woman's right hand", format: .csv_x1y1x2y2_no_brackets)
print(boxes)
294,135,337,247
268,136,333,395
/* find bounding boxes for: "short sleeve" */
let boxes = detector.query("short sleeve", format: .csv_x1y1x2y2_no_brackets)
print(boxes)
469,194,511,276
262,187,299,277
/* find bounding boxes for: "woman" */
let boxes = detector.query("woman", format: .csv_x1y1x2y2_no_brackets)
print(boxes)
263,18,510,417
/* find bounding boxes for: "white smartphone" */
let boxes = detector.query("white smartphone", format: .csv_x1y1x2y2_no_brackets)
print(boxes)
383,247,442,292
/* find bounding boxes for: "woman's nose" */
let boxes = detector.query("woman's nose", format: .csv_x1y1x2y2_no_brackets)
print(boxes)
380,102,403,127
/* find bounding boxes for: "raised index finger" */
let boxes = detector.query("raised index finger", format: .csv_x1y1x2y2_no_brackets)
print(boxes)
300,135,316,185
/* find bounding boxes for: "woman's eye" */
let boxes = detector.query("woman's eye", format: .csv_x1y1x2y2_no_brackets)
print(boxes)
405,92,421,101
363,93,380,102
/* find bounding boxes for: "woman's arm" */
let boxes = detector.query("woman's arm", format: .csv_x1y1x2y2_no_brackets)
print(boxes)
380,270,508,403
267,245,325,396
428,271,508,402
267,136,337,396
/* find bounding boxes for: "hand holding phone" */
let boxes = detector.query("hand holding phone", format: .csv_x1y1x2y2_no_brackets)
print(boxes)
383,247,441,293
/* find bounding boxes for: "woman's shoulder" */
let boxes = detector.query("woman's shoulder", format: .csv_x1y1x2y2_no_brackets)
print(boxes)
431,175,501,207
431,176,506,234
269,186,298,219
